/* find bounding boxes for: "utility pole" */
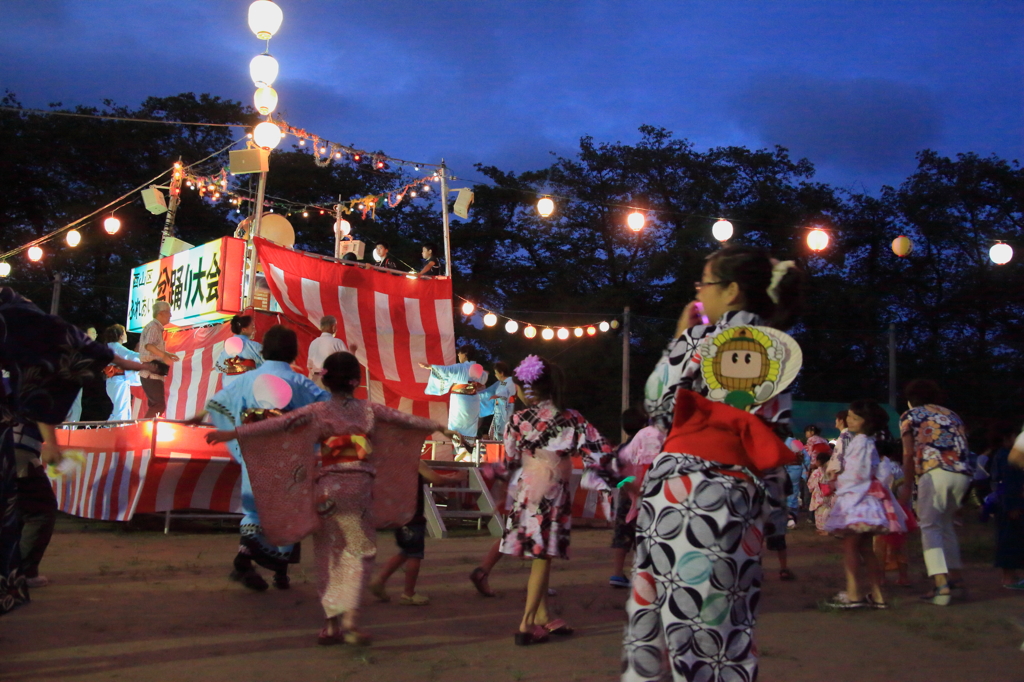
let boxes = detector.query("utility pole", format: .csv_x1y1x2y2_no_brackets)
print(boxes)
50,272,62,315
439,162,451,278
245,155,270,309
621,306,631,440
159,160,184,256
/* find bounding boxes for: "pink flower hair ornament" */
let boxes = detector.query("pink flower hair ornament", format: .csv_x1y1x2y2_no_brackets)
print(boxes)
514,355,545,386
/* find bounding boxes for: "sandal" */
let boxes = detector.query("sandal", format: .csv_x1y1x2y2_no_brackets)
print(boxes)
514,624,550,646
779,569,796,581
866,595,889,610
542,619,574,635
469,567,497,597
920,586,951,606
317,627,345,646
826,593,866,609
343,630,372,646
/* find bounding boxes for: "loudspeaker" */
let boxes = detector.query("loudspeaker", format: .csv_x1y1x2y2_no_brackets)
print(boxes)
142,185,168,215
229,148,270,175
453,188,475,219
159,236,193,257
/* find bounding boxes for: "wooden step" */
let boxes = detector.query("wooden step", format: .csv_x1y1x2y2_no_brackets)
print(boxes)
438,510,495,519
428,487,478,494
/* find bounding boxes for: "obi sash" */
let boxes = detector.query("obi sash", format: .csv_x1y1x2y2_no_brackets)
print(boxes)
321,434,374,466
224,357,259,375
452,383,477,395
102,364,125,379
240,408,284,424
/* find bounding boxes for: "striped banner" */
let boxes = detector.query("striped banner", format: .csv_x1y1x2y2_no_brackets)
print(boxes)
255,238,454,418
52,421,242,520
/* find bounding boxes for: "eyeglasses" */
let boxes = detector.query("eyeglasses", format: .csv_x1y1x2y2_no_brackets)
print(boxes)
694,280,726,290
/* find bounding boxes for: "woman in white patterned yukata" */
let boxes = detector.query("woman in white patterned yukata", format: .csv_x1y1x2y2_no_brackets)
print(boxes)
622,246,804,682
499,355,613,646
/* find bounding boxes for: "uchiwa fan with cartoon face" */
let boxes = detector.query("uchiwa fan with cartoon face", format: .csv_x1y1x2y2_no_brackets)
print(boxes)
698,326,802,410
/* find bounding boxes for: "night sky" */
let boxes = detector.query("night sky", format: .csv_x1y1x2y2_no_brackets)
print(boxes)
2,0,1021,192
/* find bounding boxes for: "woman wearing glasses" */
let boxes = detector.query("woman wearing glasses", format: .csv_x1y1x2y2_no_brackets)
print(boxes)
622,245,804,682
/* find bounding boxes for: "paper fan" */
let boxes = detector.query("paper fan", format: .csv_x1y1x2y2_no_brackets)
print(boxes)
698,326,802,410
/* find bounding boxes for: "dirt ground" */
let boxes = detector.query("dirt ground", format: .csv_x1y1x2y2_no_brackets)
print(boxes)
1,514,1021,682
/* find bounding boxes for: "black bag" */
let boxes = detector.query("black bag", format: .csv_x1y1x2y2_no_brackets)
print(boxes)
150,360,170,376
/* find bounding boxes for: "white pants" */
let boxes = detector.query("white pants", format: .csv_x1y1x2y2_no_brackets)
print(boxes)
916,469,970,576
106,377,133,421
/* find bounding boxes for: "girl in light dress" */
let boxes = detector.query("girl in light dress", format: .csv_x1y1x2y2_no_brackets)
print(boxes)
807,450,834,534
824,400,908,609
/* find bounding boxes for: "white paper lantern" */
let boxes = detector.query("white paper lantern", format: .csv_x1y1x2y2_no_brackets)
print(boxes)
250,53,279,88
573,327,583,337
807,228,829,252
27,246,43,262
556,328,569,340
712,219,733,242
627,211,645,232
599,321,610,332
523,325,537,339
461,301,475,315
990,242,1013,265
537,197,555,217
505,319,519,334
0,262,9,277
483,312,498,327
65,229,81,247
253,121,282,150
334,218,351,237
104,216,121,235
253,87,278,115
248,1,283,40
541,328,555,340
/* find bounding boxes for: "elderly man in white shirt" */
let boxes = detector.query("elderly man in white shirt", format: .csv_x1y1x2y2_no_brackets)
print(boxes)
307,315,358,388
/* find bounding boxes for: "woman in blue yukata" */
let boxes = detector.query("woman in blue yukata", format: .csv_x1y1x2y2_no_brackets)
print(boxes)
214,314,264,387
102,324,142,421
194,324,328,591
421,345,485,454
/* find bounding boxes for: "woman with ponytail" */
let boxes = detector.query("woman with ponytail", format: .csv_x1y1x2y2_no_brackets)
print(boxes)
623,246,804,682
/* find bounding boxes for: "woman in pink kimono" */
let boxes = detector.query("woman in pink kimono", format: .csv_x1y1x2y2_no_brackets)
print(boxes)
207,352,450,645
499,355,613,645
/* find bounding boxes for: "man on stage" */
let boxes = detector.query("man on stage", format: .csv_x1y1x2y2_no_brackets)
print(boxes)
307,316,356,389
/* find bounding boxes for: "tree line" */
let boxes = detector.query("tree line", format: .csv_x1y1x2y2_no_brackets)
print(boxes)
2,94,1021,435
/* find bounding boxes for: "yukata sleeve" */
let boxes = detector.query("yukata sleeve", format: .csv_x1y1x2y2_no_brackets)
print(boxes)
572,411,616,490
644,323,714,430
503,412,525,473
370,402,443,433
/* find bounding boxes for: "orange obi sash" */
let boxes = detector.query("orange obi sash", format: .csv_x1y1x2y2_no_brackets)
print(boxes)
321,434,374,466
452,383,476,395
224,357,258,375
240,408,284,424
102,364,125,379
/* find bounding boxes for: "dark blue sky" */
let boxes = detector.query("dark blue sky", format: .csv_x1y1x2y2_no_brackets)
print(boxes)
2,0,1021,192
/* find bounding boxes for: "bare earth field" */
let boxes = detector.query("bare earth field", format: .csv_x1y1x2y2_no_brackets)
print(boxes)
1,515,1021,682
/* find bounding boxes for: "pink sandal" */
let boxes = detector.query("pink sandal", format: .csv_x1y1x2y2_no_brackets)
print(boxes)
542,619,574,635
514,624,549,646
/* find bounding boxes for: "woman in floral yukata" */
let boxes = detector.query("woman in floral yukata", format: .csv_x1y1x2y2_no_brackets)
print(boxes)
499,354,613,646
207,351,452,645
0,288,150,615
622,246,804,682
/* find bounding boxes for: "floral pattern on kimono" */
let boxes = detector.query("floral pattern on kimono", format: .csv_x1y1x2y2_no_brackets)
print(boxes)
499,400,611,560
899,404,971,479
0,288,113,615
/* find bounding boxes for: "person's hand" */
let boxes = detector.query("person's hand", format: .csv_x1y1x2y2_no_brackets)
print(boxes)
675,301,702,337
205,429,237,445
40,440,63,466
349,343,359,354
418,362,431,370
165,352,180,363
441,428,459,439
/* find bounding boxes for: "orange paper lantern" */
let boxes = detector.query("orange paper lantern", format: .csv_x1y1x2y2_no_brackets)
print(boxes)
891,235,913,257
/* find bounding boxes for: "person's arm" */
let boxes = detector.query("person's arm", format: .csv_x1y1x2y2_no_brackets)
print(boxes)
674,300,702,339
417,260,433,277
370,402,453,436
35,421,63,465
144,338,179,363
1009,431,1024,469
111,353,152,373
417,459,465,485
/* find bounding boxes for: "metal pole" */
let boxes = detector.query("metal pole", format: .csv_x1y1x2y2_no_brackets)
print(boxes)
621,306,631,441
159,160,183,255
439,162,452,278
245,164,269,309
333,197,343,260
888,323,897,409
50,272,62,315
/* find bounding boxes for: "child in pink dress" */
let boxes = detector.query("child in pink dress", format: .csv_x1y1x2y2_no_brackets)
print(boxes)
807,450,834,534
824,400,907,609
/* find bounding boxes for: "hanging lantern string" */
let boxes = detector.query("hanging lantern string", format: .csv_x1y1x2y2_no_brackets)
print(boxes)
0,136,245,261
454,295,620,334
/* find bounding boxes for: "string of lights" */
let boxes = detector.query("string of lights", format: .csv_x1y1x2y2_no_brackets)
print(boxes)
454,295,621,341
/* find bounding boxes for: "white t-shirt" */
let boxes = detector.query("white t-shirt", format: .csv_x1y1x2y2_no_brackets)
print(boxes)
307,333,349,375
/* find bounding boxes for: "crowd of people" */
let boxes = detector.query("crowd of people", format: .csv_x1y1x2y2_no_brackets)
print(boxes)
2,243,1023,681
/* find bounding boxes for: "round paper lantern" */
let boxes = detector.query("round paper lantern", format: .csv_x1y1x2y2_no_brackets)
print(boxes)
536,197,555,217
807,228,829,252
253,87,279,115
248,0,283,39
541,328,555,340
990,242,1013,265
250,53,279,88
334,218,351,237
574,327,583,338
0,262,9,277
65,229,81,247
557,328,569,340
224,336,245,358
505,319,519,334
712,219,733,242
253,121,282,149
27,246,43,262
586,326,596,336
891,235,913,257
483,312,498,327
599,321,610,332
104,216,121,234
627,211,645,232
610,320,620,329
252,373,293,409
258,213,294,246
523,325,537,339
461,301,475,315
